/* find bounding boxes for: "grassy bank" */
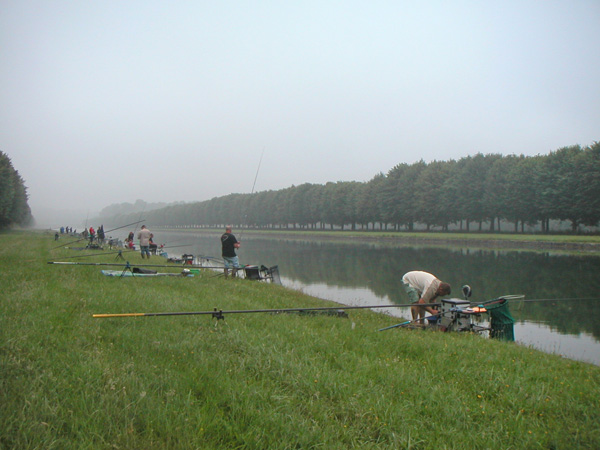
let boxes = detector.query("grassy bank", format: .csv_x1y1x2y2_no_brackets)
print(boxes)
2,230,599,449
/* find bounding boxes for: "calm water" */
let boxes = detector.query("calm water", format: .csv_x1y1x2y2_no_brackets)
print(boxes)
119,230,600,366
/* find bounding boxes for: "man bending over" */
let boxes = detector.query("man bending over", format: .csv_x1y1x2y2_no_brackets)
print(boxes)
401,271,451,323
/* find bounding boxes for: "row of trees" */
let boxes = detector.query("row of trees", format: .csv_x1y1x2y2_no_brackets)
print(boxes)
0,151,33,229
104,143,599,233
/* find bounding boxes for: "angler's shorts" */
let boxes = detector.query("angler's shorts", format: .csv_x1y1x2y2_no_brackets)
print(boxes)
223,256,240,269
401,281,420,303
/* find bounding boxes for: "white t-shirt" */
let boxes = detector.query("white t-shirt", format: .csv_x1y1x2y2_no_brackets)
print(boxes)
402,271,441,302
137,228,152,246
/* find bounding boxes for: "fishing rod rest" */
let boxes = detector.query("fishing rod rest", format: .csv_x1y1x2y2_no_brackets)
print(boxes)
120,262,133,277
212,308,225,321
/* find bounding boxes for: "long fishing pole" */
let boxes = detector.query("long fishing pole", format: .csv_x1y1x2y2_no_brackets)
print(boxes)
239,148,265,242
55,250,135,260
197,254,224,262
50,220,145,250
48,261,227,269
93,295,528,319
511,297,600,302
161,244,195,250
132,204,146,238
91,295,599,321
93,302,447,319
250,148,265,196
51,243,195,261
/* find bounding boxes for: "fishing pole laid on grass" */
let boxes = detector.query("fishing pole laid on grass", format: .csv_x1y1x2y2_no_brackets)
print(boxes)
92,302,446,319
48,261,226,269
92,293,533,320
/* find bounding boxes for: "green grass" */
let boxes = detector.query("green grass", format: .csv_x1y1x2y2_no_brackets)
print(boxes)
1,230,599,449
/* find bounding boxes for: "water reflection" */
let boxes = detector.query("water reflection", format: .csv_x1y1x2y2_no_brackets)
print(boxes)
146,231,600,365
515,322,600,366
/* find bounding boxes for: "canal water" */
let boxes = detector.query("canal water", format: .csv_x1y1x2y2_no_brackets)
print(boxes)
121,230,600,366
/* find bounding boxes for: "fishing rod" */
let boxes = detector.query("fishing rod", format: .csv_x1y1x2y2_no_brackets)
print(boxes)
55,250,135,260
48,261,227,269
510,297,600,303
53,243,195,260
160,244,195,250
93,302,449,319
133,204,146,238
197,254,224,262
91,293,599,321
156,236,193,246
92,295,525,320
250,148,265,196
50,220,145,251
239,148,265,242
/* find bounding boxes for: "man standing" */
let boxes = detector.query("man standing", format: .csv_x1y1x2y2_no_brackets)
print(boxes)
221,225,240,278
137,225,152,259
401,271,451,322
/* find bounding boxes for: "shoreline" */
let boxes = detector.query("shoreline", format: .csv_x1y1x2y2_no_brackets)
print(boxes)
153,227,600,254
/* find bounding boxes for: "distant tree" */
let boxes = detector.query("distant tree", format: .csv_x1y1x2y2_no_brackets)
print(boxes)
379,161,425,230
414,160,455,230
484,156,519,231
305,184,325,229
0,151,33,229
504,156,541,232
455,153,502,231
288,184,314,229
575,142,600,228
320,182,360,229
356,174,385,230
438,159,460,229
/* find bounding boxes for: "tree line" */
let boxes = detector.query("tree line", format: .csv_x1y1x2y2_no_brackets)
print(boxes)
104,142,599,233
0,151,33,229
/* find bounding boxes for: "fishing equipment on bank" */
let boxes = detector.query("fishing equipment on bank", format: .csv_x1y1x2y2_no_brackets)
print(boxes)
47,261,226,268
378,287,522,341
48,260,205,277
92,291,521,339
101,268,195,277
48,259,282,284
50,220,145,251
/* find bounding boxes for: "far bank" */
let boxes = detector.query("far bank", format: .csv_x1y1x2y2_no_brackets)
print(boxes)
153,227,600,254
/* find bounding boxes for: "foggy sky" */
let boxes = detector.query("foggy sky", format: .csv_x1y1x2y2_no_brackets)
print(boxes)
1,1,599,227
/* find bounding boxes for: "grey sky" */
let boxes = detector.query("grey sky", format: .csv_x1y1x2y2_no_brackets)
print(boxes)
1,1,599,227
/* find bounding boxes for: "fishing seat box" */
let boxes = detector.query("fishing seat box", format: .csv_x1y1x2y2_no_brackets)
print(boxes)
440,299,471,331
244,266,262,280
